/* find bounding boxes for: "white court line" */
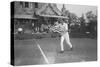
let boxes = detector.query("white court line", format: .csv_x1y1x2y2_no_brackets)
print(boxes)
37,44,49,64
34,40,49,64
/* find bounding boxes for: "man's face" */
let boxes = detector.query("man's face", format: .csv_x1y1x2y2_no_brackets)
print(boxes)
55,21,59,25
60,21,64,25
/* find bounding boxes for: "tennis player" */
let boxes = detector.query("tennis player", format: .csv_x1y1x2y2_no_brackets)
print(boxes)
59,19,73,53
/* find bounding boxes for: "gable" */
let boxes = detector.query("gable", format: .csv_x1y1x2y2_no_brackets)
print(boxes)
41,5,57,15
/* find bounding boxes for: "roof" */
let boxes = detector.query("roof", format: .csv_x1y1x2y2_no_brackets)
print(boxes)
36,3,68,19
14,14,37,19
50,4,62,16
39,14,68,19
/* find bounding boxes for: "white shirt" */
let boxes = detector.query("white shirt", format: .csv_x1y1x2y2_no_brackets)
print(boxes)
59,23,68,35
62,23,68,31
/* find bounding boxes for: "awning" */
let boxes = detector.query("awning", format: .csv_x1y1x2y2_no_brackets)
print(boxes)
39,14,69,19
13,15,37,19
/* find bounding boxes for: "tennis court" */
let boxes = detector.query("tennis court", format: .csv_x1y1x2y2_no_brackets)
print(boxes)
14,37,97,66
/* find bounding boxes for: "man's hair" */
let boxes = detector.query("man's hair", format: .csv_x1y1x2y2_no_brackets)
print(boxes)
57,18,64,23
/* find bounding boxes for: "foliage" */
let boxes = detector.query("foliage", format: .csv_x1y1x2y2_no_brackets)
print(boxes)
86,11,97,22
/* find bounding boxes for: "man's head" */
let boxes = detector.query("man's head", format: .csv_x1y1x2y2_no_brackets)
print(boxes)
57,18,65,25
59,18,69,24
63,19,69,23
55,21,59,25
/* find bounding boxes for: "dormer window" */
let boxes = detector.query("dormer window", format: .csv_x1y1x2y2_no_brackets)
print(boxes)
20,2,24,8
24,2,29,8
35,3,38,8
20,2,29,8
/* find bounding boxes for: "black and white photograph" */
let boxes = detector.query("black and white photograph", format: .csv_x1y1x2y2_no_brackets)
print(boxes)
11,1,97,66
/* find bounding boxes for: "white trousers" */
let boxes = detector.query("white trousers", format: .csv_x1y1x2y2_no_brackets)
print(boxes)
60,33,72,51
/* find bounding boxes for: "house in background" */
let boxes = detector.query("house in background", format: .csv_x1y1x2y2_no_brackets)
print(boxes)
11,1,68,33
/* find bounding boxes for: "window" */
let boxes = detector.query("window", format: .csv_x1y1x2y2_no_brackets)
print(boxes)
20,2,23,5
20,2,24,8
20,2,29,8
35,3,38,8
24,2,29,8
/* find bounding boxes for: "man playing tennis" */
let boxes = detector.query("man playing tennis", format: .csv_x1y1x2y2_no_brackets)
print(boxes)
60,20,72,53
50,19,73,53
57,19,73,53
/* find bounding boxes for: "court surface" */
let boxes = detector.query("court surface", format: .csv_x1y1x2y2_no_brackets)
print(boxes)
14,38,97,66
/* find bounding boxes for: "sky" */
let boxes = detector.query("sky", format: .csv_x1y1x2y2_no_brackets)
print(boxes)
57,4,97,17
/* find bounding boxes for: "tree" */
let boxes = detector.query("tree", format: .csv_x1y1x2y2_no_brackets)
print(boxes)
86,11,97,22
79,14,86,33
85,11,97,38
